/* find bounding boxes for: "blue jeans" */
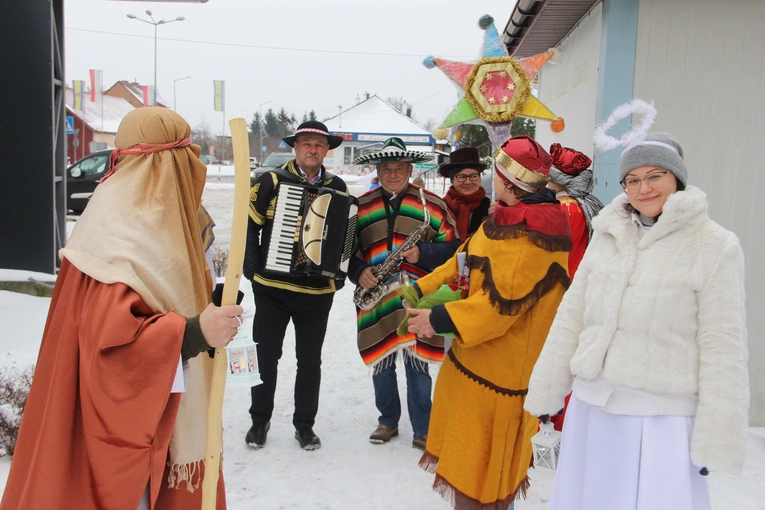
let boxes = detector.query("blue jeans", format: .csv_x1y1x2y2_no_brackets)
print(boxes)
372,354,432,438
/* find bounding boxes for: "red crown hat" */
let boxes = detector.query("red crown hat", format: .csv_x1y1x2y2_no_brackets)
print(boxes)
549,143,592,176
493,135,552,192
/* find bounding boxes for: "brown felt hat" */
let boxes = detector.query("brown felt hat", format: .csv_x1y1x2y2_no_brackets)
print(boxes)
438,147,485,178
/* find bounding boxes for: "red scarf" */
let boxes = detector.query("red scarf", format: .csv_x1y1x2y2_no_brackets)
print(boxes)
445,186,486,240
101,137,192,183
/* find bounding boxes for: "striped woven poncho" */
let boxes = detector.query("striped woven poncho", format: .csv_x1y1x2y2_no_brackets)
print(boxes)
353,185,459,368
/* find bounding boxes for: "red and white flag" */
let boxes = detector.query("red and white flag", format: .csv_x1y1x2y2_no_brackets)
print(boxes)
89,69,103,102
142,85,150,106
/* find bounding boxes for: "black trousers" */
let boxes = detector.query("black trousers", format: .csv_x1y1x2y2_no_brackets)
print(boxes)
249,282,334,430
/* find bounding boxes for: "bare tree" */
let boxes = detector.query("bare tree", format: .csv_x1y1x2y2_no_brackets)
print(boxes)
192,119,216,156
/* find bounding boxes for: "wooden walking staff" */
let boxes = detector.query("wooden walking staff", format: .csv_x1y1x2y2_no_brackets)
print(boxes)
202,117,250,509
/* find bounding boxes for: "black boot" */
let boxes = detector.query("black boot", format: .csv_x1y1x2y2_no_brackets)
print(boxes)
295,428,321,451
245,422,270,449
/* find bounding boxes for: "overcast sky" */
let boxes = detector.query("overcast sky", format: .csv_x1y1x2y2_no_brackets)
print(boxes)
65,0,518,135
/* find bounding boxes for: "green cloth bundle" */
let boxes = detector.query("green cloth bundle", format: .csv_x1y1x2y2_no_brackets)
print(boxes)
397,283,463,338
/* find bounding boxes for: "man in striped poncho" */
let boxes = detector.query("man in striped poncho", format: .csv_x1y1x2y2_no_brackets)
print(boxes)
348,137,459,450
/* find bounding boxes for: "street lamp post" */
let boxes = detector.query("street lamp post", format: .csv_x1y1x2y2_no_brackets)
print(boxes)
127,10,185,106
258,100,272,163
173,76,191,111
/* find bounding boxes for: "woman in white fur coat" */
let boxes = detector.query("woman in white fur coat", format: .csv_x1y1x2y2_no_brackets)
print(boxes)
524,129,749,510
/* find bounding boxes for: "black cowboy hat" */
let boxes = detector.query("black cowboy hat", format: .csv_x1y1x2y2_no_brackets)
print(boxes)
283,121,344,150
438,147,486,178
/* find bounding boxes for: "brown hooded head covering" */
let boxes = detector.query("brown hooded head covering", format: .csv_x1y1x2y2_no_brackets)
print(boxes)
60,106,214,490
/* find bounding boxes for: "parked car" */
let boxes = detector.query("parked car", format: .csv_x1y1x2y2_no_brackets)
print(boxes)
249,157,259,170
66,149,112,214
200,154,218,165
250,152,294,185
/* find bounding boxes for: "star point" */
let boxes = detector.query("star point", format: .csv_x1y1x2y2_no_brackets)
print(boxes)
488,97,496,104
480,85,488,93
502,95,509,103
499,71,508,78
484,73,494,81
507,82,515,91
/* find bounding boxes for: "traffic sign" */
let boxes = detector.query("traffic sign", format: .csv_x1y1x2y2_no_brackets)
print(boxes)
261,145,267,153
277,141,287,149
66,116,74,135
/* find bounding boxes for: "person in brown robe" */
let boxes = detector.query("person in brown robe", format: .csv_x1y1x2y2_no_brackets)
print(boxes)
0,107,241,510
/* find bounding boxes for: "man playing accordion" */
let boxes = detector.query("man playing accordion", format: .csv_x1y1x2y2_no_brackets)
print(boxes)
243,121,349,451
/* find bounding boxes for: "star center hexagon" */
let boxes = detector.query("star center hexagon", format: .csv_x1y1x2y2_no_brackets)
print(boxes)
466,57,531,123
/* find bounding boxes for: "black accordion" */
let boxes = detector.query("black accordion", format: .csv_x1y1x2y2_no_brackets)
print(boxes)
264,182,358,279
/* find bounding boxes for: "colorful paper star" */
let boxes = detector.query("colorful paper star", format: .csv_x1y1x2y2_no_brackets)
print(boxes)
423,14,565,143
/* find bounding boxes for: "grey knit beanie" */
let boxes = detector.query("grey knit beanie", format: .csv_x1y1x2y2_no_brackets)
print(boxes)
618,132,687,187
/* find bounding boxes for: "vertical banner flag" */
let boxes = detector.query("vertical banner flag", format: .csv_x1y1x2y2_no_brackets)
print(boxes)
142,86,150,106
89,69,103,102
213,80,225,112
72,80,84,110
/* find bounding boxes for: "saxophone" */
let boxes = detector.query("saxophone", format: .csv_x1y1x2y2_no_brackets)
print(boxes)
353,189,431,311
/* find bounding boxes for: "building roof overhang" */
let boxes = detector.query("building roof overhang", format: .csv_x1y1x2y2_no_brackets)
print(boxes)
502,0,600,57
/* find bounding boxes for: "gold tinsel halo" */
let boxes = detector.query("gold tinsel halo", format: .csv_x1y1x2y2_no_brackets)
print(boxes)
464,56,531,124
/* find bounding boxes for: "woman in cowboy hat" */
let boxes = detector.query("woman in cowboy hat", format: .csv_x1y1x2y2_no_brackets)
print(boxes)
349,137,459,450
406,135,571,509
413,147,494,271
439,147,491,240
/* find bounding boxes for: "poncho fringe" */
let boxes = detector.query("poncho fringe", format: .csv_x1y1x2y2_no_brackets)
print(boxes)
418,453,531,510
466,257,571,316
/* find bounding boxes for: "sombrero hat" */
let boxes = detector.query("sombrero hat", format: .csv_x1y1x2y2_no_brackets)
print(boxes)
353,137,433,165
283,121,344,150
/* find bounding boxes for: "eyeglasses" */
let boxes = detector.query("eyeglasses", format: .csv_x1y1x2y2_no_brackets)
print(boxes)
454,174,481,183
621,171,670,192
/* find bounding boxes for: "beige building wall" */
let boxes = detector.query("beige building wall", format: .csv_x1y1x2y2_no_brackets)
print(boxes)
105,83,143,109
633,0,765,424
94,132,115,146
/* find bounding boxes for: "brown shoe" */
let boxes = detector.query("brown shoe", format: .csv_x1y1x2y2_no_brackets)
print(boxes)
369,424,399,444
412,435,427,450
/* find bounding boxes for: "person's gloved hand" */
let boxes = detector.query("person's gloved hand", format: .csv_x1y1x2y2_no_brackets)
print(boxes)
212,283,244,306
699,467,709,476
538,406,565,425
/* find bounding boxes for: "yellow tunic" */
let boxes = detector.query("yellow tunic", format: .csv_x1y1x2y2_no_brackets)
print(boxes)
416,203,570,509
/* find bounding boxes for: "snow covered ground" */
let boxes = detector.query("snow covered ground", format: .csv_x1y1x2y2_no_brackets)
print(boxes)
1,174,764,509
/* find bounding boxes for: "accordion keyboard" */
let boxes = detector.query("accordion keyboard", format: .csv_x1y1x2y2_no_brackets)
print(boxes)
265,183,304,273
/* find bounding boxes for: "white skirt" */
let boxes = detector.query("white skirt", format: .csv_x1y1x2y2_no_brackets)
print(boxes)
548,395,710,510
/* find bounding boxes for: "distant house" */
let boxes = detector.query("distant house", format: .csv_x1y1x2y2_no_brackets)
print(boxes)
104,80,168,109
322,95,435,175
65,87,136,163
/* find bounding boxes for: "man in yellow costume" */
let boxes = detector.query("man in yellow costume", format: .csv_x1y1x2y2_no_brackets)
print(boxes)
406,136,571,509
